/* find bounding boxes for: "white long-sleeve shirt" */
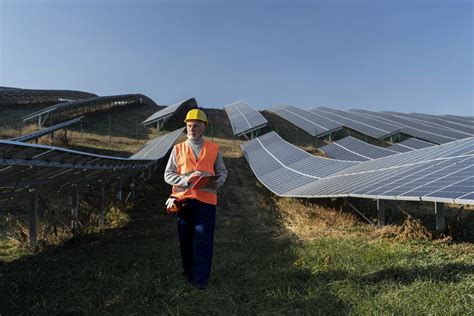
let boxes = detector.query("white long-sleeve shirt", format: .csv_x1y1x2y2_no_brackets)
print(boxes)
164,136,228,189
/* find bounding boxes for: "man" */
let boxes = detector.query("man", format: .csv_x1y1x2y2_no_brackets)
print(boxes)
164,108,228,289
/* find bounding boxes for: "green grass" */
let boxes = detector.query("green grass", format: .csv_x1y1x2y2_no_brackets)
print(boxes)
0,106,473,314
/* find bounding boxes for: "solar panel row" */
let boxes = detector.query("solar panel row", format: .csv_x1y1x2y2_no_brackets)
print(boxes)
224,101,268,136
10,116,84,142
350,109,470,144
0,128,184,195
142,98,197,127
266,105,342,137
310,107,401,139
242,132,474,204
384,111,474,136
0,86,97,105
388,137,435,153
23,94,159,123
319,136,398,161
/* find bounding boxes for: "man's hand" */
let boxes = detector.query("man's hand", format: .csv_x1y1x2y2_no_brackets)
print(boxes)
165,198,176,209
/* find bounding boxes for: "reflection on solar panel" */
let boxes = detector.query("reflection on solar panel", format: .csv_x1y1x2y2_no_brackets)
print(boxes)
388,138,435,153
130,128,184,160
319,136,398,161
350,109,470,144
384,111,474,136
22,94,158,126
0,86,97,105
0,128,183,194
142,98,197,129
266,105,342,137
242,132,474,205
10,116,84,142
310,107,401,139
223,101,268,137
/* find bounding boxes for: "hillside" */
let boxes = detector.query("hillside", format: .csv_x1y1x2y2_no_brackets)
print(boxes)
0,106,473,314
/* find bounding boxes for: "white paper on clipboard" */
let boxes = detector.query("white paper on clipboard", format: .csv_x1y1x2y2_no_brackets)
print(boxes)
190,175,219,190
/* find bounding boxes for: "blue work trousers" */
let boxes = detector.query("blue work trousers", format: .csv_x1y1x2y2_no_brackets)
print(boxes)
177,199,216,287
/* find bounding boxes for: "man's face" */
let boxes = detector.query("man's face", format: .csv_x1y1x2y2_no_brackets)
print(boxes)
186,120,206,140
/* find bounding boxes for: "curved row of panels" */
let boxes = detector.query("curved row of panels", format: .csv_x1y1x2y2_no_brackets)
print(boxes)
242,132,474,205
0,128,184,197
267,104,473,144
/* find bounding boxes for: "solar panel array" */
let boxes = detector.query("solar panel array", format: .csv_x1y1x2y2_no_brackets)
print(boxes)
242,132,474,204
0,128,184,197
266,105,342,137
319,136,398,161
223,101,268,136
350,109,471,144
10,116,84,142
130,128,185,160
142,98,197,126
388,138,435,153
310,106,401,139
0,86,97,105
384,111,474,136
23,94,158,123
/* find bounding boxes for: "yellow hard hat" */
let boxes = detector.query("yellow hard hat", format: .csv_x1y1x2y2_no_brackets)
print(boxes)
184,109,208,126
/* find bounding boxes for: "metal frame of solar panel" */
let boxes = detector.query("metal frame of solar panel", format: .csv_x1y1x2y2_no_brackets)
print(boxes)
224,101,268,138
266,105,342,138
0,128,184,248
242,132,474,231
319,136,398,161
350,109,470,144
309,106,401,140
10,116,84,143
383,111,474,136
388,137,435,153
22,94,158,127
0,86,97,105
142,98,197,130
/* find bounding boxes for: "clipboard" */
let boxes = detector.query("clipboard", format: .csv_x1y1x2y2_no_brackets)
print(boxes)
190,175,219,190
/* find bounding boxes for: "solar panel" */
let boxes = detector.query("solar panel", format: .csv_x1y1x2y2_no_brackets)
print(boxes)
142,98,197,127
385,112,474,136
266,105,342,137
0,86,97,105
310,106,401,139
319,136,398,161
388,137,436,153
22,94,158,123
241,131,474,204
223,101,268,136
350,109,470,144
0,129,182,193
129,127,184,160
10,116,84,142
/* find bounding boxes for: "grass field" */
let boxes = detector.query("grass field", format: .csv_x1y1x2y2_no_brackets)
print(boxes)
0,105,473,314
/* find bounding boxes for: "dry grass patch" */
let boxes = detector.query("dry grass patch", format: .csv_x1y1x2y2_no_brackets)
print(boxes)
271,197,364,241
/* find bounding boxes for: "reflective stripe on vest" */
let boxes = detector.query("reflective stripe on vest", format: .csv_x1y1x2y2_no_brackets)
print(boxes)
171,139,219,205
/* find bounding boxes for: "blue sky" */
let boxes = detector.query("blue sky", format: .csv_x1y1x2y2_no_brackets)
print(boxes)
0,0,472,115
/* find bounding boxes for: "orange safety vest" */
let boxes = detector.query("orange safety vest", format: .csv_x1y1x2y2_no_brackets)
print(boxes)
171,139,219,205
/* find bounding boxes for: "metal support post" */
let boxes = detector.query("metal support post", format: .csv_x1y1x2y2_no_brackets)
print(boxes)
99,182,105,227
29,192,38,249
377,199,386,226
435,202,446,232
117,180,123,203
130,178,136,203
296,128,299,145
108,115,112,143
71,186,80,232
